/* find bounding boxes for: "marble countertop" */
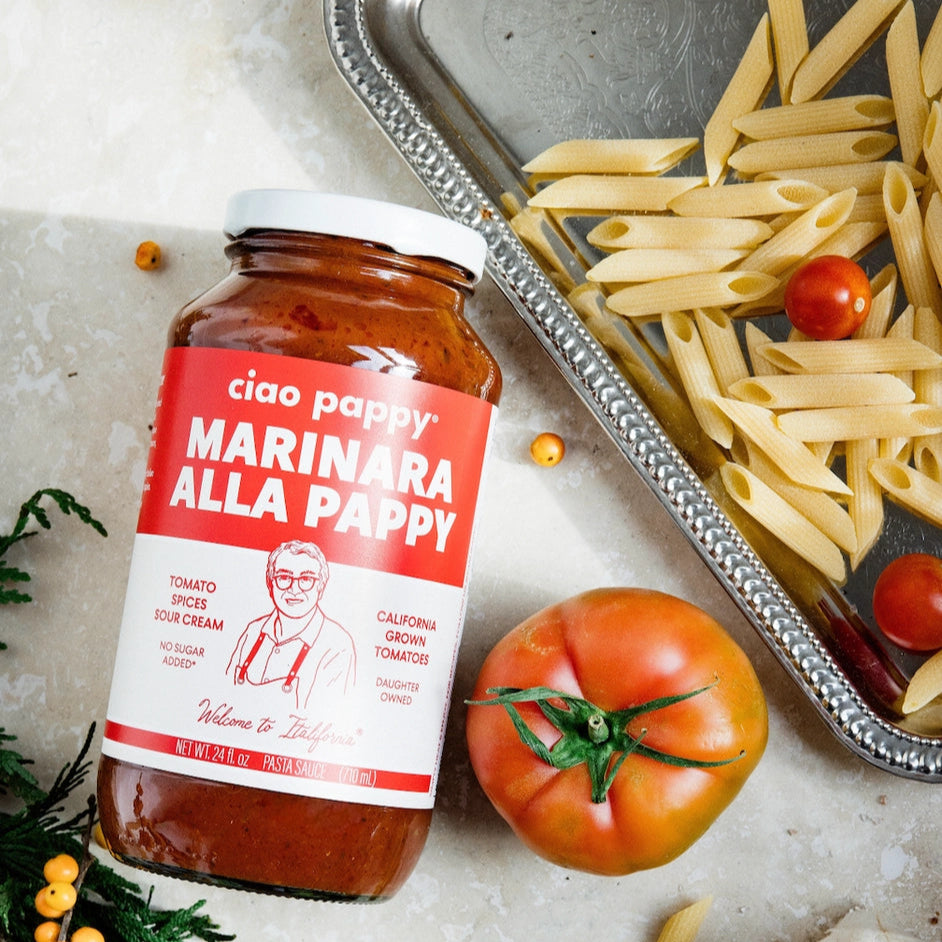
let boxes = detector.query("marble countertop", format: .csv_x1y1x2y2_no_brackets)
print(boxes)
1,2,940,940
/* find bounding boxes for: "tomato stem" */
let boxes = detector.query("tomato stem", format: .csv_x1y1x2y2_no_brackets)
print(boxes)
467,681,745,804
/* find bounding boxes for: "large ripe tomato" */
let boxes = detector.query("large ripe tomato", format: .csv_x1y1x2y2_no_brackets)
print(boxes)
872,553,942,652
784,255,872,339
465,588,768,876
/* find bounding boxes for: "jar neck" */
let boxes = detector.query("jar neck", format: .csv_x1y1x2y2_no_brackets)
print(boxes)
224,230,477,293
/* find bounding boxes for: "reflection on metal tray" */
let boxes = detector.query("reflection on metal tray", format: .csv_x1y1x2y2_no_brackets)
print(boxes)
325,0,942,779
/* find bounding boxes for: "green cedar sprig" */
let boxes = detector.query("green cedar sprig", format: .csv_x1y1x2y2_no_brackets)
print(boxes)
0,489,235,941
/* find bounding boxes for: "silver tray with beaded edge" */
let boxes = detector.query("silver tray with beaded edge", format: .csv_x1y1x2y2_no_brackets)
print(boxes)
324,0,942,779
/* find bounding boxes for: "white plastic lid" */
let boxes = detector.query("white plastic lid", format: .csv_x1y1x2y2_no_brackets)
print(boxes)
224,189,488,282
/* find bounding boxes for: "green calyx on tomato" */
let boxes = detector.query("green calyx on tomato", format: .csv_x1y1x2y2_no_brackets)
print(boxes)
470,681,744,805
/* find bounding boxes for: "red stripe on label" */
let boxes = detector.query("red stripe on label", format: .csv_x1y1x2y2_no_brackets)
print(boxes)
104,720,432,794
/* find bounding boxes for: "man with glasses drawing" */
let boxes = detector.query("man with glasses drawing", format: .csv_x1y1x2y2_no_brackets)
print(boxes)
227,539,356,708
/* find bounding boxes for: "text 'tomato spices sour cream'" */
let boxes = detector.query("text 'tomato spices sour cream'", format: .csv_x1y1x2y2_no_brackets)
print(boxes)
97,190,501,900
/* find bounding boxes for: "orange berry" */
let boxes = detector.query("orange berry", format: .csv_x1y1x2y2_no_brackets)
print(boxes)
134,240,161,270
529,432,566,466
33,921,60,942
34,888,61,919
71,928,106,942
42,881,77,913
43,853,80,883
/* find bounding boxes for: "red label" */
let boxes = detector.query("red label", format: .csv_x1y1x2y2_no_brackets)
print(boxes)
137,347,496,587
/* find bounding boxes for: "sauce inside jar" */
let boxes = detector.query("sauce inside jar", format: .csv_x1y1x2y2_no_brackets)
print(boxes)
98,191,500,900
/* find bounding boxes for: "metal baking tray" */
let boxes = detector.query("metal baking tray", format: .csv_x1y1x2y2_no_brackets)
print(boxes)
324,0,942,779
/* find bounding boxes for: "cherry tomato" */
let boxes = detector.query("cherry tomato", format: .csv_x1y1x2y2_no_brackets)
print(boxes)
872,553,942,652
784,255,872,339
465,588,768,875
529,432,565,466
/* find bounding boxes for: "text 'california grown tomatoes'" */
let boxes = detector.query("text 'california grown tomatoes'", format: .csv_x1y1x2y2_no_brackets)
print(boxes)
465,588,768,876
872,553,942,653
784,254,872,340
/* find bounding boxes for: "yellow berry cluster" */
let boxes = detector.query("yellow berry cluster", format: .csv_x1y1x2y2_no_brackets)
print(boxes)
34,854,104,942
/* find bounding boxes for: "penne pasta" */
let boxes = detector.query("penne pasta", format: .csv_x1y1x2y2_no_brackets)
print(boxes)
776,403,942,442
586,247,746,283
883,163,942,311
869,457,942,528
924,101,942,195
922,4,942,98
734,439,859,553
714,396,852,494
668,179,829,217
522,138,700,176
854,263,898,338
767,0,808,103
733,95,894,140
923,191,942,289
720,462,847,582
694,308,751,394
732,188,857,276
729,371,914,408
605,271,779,318
703,14,774,185
727,130,897,176
655,896,713,942
586,215,773,250
886,2,929,169
846,438,884,569
529,175,706,212
789,0,907,103
902,647,942,714
758,337,942,374
661,311,735,447
756,161,927,195
509,206,580,295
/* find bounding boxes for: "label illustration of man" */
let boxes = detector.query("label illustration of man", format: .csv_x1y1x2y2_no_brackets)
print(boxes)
227,540,356,708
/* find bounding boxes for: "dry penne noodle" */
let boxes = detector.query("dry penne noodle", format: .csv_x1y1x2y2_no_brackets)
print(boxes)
509,206,580,295
922,4,942,98
744,322,781,376
606,271,779,318
923,191,942,289
703,14,773,185
733,95,894,140
727,130,898,175
913,306,942,403
729,371,914,408
586,215,774,250
522,138,700,176
720,461,847,582
846,438,884,569
586,248,746,283
756,161,927,195
715,396,852,494
733,438,859,553
869,457,942,528
661,311,735,447
668,179,829,217
853,263,898,338
777,403,942,442
733,188,857,276
529,175,706,212
924,102,942,198
789,0,906,103
883,163,942,312
846,192,888,224
767,0,808,103
886,2,929,169
694,308,751,393
655,896,713,942
758,337,942,374
902,648,942,714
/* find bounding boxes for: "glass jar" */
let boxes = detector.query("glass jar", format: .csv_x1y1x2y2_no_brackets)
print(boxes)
97,190,501,900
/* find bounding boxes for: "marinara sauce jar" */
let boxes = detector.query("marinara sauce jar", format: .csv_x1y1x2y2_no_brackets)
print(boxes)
97,190,501,900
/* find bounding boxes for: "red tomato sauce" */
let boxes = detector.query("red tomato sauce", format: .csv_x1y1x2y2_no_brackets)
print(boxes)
98,220,500,900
